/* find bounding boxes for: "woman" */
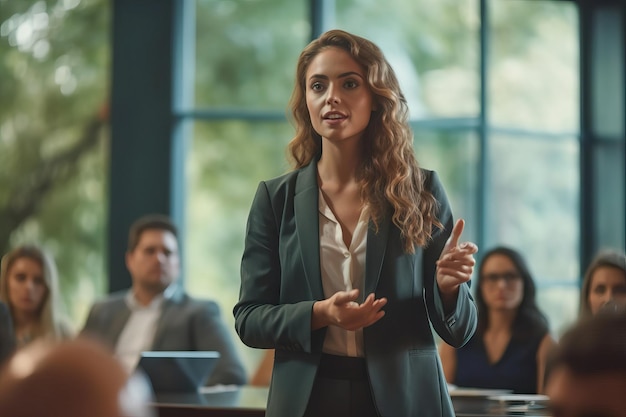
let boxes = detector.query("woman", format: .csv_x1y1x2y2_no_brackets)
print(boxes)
0,245,72,348
439,246,556,394
234,29,478,417
579,250,626,317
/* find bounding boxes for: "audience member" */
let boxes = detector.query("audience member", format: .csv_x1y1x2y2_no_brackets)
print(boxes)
579,249,626,318
0,337,155,417
439,246,556,393
0,245,73,349
81,214,246,386
0,300,15,363
545,312,626,417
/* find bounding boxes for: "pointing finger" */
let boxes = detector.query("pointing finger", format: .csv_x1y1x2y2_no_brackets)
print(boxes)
446,219,465,249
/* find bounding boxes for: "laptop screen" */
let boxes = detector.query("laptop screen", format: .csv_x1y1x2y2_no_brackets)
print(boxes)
137,351,220,393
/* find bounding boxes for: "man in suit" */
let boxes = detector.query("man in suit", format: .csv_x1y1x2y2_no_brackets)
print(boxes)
82,214,246,386
0,301,15,363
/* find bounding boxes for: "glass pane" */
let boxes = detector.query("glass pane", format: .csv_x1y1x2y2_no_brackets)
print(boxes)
489,0,579,132
194,0,308,110
486,134,579,330
336,0,479,119
591,7,625,139
413,129,480,244
593,143,626,252
0,0,110,328
537,284,579,336
185,120,292,369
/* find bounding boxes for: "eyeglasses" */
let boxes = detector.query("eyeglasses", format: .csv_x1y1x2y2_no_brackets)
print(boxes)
482,272,521,285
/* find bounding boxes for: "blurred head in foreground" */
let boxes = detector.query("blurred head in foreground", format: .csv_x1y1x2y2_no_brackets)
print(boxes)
0,337,155,417
545,312,626,417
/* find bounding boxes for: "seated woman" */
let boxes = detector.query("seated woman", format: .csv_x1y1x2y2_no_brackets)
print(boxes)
579,249,626,317
439,246,556,394
0,245,73,348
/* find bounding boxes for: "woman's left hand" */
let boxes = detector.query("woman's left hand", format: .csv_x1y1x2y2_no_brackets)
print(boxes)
436,219,478,297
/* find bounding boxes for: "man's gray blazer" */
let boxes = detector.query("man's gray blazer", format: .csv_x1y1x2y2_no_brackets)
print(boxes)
82,287,247,386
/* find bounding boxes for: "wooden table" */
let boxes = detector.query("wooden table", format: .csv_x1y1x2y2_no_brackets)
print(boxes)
152,386,550,417
154,386,266,417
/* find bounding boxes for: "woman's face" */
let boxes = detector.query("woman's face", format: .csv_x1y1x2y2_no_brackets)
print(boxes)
305,47,374,146
587,266,626,315
6,257,48,317
480,254,524,312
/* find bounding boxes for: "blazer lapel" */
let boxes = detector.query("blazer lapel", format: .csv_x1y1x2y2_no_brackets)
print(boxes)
364,213,390,296
103,298,131,348
151,287,184,349
151,301,173,349
294,161,324,300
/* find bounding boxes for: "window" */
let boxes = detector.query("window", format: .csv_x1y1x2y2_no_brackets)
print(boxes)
0,0,110,329
181,0,581,370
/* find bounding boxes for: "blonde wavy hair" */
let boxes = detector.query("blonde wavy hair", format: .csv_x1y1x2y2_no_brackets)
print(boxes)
0,245,69,343
287,29,441,252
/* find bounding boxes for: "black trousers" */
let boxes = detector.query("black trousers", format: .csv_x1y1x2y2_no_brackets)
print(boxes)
303,354,379,417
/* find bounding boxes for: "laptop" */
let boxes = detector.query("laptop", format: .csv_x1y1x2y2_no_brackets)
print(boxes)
137,351,220,393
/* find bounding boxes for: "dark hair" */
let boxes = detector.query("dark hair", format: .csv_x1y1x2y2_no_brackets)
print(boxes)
579,249,626,318
127,214,178,252
548,312,626,375
475,246,549,341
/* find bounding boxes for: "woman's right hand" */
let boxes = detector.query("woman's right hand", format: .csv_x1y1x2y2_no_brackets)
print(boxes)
311,289,387,331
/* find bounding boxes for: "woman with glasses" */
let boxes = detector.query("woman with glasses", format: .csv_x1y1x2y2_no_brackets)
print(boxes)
439,246,556,394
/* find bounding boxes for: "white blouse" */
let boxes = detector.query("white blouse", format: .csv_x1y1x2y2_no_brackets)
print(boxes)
318,188,369,357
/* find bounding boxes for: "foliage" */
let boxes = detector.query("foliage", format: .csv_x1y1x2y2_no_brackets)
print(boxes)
194,0,308,109
0,0,110,326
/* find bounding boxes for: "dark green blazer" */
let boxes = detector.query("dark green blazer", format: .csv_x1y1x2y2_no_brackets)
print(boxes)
234,160,477,417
